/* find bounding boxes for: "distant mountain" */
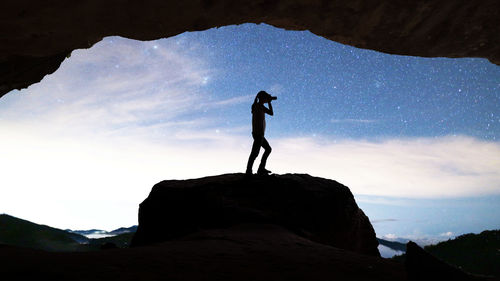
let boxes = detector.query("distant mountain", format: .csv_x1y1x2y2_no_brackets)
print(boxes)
391,230,499,277
424,230,500,277
109,225,137,235
0,214,137,252
377,238,407,252
0,214,88,251
87,232,136,249
67,225,137,238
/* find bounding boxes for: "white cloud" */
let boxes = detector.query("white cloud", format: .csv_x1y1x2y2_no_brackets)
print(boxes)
200,94,254,108
269,135,500,198
0,37,211,135
380,233,455,246
378,244,404,258
383,234,398,240
2,122,499,229
371,219,398,223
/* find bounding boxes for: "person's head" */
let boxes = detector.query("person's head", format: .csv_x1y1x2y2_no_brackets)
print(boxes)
256,90,276,103
252,90,276,113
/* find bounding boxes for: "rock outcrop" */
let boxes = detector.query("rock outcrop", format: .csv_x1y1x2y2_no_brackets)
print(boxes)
1,1,499,98
131,173,380,257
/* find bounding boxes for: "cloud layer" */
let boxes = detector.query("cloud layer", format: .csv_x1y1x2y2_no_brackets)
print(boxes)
270,135,500,198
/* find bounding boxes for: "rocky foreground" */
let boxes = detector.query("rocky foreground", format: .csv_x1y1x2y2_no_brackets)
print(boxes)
131,173,379,256
1,223,405,281
1,173,491,281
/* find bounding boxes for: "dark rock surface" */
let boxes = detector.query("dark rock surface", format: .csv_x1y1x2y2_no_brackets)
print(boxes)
0,224,406,281
1,1,499,98
130,173,380,257
99,242,118,250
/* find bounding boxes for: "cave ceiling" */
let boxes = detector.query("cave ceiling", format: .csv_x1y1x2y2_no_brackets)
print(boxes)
1,0,499,98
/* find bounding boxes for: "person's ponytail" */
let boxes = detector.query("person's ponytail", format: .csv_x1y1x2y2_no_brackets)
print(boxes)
251,94,259,114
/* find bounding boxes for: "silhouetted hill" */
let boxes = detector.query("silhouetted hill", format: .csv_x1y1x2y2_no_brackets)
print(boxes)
0,214,87,251
109,225,137,235
0,214,137,251
405,241,495,281
131,173,380,256
424,230,500,277
392,230,500,277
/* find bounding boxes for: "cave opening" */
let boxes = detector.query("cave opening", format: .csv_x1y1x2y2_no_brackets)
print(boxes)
0,24,499,250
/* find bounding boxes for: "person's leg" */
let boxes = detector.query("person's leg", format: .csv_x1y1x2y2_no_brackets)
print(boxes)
258,136,272,172
246,133,263,173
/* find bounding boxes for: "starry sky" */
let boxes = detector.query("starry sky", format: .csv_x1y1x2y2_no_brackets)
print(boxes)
1,24,499,245
188,24,500,140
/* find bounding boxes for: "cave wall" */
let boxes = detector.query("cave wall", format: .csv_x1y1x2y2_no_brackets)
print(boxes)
1,0,499,98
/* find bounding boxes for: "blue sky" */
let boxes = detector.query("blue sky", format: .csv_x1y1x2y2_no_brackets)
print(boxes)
189,24,500,140
0,24,499,244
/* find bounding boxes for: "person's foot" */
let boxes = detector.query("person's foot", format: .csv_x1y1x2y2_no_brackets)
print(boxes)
257,168,271,175
245,169,253,176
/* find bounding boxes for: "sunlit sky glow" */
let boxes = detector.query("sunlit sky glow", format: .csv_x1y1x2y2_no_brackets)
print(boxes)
1,24,499,241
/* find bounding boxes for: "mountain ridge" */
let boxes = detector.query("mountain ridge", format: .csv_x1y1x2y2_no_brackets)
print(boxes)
0,214,135,251
66,226,137,238
0,214,87,251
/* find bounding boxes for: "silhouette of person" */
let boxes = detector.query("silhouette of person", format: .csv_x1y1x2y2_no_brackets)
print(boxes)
246,90,275,175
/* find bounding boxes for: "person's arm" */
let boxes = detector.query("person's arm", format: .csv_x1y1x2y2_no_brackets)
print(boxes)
264,102,274,116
